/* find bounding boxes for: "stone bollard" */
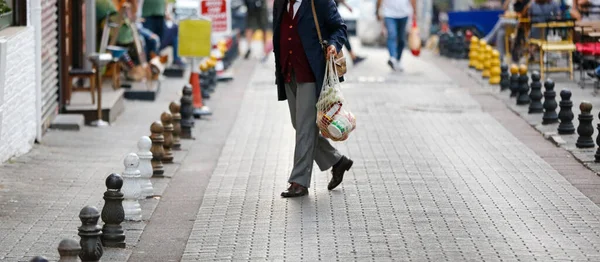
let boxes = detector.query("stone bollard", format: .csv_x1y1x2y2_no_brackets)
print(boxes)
528,71,543,113
101,173,126,248
161,112,175,164
58,238,81,262
516,65,531,105
29,256,48,262
137,136,154,198
489,50,501,85
542,79,559,125
509,64,519,97
482,46,492,78
78,206,103,262
558,89,576,134
180,84,195,140
500,64,510,91
169,102,182,150
122,153,142,221
150,121,165,176
576,101,595,148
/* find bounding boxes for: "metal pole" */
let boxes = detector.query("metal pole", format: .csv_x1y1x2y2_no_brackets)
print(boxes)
31,0,43,142
85,0,96,70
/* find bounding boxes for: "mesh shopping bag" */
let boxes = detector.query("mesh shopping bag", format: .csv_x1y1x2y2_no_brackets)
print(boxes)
316,56,357,142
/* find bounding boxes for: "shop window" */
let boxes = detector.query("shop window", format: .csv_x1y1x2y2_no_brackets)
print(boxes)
0,0,26,31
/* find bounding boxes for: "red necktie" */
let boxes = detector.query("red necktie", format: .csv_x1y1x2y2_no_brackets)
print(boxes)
289,0,296,18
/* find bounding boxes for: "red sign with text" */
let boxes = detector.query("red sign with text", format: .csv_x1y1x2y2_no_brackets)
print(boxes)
201,0,228,33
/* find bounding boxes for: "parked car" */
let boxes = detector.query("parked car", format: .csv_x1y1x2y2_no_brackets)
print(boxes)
172,0,201,21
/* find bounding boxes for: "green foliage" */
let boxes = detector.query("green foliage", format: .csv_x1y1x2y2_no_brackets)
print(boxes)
0,0,12,14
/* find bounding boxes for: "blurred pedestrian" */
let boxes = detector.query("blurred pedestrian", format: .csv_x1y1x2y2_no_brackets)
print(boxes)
376,0,416,71
244,0,269,59
334,0,366,65
141,0,167,39
272,0,353,197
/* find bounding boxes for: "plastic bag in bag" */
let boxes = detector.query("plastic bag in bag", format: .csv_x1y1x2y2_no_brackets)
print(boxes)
316,56,356,141
408,16,421,57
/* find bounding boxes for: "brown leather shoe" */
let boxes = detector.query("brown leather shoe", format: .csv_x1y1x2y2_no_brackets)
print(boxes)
328,156,353,190
281,183,308,198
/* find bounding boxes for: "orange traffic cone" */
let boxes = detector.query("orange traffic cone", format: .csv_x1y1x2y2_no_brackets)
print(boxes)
189,70,212,118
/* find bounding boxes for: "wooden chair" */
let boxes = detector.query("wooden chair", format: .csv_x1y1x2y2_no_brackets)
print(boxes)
65,68,97,105
530,20,577,80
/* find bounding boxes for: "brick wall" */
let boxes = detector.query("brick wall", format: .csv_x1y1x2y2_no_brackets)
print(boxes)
0,27,37,163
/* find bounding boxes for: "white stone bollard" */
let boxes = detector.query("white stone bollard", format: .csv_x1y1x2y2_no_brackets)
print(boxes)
137,136,154,198
121,153,142,221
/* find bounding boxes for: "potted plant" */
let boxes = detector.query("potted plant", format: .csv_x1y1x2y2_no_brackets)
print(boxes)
0,0,12,31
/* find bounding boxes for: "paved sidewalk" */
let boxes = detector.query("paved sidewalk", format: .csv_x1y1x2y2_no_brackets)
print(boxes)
183,48,600,261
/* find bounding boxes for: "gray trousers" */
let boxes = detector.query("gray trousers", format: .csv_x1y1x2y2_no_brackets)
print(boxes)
285,74,342,188
483,17,518,58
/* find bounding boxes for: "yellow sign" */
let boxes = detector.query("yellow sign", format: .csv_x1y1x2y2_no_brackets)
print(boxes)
178,19,212,58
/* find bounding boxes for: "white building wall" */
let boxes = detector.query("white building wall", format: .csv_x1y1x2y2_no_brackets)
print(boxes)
0,26,37,163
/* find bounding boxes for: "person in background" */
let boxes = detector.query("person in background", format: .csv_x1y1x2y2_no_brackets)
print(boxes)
141,0,166,41
529,0,561,39
483,0,521,60
571,0,600,20
96,0,137,62
244,0,269,60
334,0,366,65
376,0,416,71
510,0,532,63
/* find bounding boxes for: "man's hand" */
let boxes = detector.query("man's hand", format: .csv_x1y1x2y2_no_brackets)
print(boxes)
326,45,337,60
376,11,382,21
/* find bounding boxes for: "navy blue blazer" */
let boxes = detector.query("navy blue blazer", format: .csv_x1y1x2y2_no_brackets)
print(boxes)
272,0,348,101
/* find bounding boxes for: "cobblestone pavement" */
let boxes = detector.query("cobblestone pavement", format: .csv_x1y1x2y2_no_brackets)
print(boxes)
183,48,600,261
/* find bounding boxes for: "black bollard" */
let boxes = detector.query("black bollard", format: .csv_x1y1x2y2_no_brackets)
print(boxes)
542,79,559,124
517,65,531,105
509,64,519,97
528,71,543,113
78,206,103,262
596,111,600,162
180,84,195,139
558,89,576,134
209,67,217,90
576,101,595,148
500,64,510,91
169,102,182,151
101,173,126,248
29,256,48,262
58,238,81,262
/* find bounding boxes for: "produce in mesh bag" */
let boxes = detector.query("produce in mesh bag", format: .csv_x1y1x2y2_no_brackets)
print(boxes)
316,56,356,141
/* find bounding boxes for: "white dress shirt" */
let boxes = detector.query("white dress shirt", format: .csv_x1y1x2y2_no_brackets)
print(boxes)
287,0,302,18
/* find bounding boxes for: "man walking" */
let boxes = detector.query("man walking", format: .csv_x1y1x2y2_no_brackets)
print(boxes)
273,0,354,197
376,0,416,71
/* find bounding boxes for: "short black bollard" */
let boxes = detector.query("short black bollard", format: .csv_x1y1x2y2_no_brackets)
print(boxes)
558,89,576,134
78,206,103,262
576,101,595,148
58,238,81,262
509,64,519,97
517,65,531,105
500,64,510,91
180,84,195,139
169,102,182,151
596,112,600,162
542,79,559,124
29,256,48,262
101,173,126,248
528,71,543,113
